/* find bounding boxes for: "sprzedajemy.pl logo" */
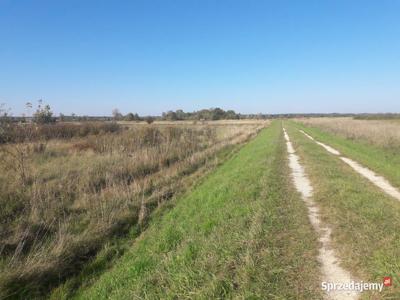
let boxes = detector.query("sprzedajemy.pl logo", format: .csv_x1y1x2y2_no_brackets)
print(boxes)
321,277,392,293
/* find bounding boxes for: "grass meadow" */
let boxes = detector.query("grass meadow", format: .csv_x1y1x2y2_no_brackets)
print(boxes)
296,118,400,189
1,118,400,299
287,122,400,299
0,120,266,298
298,117,400,150
70,121,323,300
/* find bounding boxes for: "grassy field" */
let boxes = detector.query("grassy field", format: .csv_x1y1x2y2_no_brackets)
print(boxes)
1,118,399,299
0,120,266,298
296,118,400,189
298,117,400,150
287,121,400,299
65,121,322,299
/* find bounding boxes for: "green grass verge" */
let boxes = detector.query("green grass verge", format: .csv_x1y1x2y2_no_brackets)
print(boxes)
286,123,400,299
293,121,400,189
71,121,322,299
47,143,246,300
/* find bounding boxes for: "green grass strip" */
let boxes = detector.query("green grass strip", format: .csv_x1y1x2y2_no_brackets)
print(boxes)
286,123,400,299
72,121,322,299
292,121,400,189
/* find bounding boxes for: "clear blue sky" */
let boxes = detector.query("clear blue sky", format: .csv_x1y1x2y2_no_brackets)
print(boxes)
1,0,400,116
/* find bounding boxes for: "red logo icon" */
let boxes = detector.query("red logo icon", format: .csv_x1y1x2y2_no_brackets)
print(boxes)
383,277,392,287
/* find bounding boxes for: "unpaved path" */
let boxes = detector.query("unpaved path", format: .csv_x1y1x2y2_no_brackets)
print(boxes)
300,130,400,202
284,128,359,300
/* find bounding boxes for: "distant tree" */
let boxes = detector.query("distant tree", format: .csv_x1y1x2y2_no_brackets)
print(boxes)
25,102,33,119
20,114,27,123
226,110,239,119
59,113,65,122
161,108,240,121
145,116,154,124
163,110,178,121
33,100,55,124
112,108,123,120
197,109,211,120
175,109,185,120
0,103,11,123
0,104,11,142
125,112,141,121
210,108,224,120
125,112,135,121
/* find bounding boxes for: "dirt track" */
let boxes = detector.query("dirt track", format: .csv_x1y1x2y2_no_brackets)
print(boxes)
284,128,359,300
300,130,400,202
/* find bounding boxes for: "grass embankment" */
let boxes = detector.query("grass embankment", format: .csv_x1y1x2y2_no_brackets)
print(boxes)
294,120,400,189
286,123,400,299
70,122,322,299
0,124,263,298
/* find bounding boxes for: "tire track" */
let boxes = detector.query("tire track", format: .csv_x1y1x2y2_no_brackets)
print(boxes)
284,128,359,300
299,129,400,202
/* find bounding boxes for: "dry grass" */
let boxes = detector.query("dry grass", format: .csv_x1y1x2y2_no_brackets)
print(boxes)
0,121,267,298
73,121,323,300
0,122,121,143
297,117,400,150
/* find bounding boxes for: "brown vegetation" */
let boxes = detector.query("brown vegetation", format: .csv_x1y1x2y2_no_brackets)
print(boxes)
0,120,267,298
0,122,121,144
298,117,400,150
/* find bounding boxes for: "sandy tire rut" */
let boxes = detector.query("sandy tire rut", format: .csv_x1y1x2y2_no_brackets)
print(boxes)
283,128,359,300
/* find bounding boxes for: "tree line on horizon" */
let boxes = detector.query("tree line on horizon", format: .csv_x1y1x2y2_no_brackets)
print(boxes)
1,103,266,123
2,101,399,124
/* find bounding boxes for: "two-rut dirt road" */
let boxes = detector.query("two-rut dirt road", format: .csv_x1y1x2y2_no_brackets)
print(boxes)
284,128,359,300
299,129,400,202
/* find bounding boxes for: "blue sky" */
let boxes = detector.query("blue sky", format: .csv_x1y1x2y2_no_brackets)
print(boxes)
1,0,400,116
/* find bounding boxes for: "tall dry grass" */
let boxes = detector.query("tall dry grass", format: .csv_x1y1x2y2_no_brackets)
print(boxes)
298,117,400,150
0,122,121,144
0,121,267,298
